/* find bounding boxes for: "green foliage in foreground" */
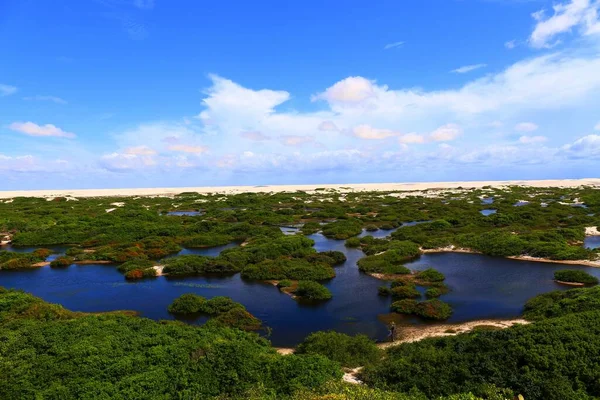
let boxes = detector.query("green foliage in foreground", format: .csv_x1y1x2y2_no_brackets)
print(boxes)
294,281,332,301
523,285,600,320
554,269,599,285
295,331,381,368
0,288,341,399
366,286,600,400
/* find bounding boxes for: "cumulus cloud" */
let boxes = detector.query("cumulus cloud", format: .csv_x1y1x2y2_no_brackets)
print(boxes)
451,64,487,74
595,122,600,130
529,0,600,48
519,135,548,144
0,84,17,96
9,122,76,138
23,95,67,104
312,76,378,104
429,124,462,141
352,125,399,140
515,122,539,132
561,134,600,158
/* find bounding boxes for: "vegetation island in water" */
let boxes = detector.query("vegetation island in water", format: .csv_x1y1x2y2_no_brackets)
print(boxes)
1,184,600,399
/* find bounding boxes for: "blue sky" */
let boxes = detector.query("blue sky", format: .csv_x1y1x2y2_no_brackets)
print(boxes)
1,0,600,190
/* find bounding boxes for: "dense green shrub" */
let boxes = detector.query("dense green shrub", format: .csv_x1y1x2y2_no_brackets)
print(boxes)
182,233,234,248
361,311,600,400
214,309,262,330
415,299,453,320
345,237,361,248
425,287,443,298
391,299,418,314
321,220,363,240
167,293,206,314
416,268,445,282
277,279,293,288
50,256,74,268
163,255,238,276
0,289,341,399
391,285,420,299
378,286,392,296
357,248,416,275
523,286,600,320
242,257,335,281
296,331,381,367
294,281,332,300
554,269,599,285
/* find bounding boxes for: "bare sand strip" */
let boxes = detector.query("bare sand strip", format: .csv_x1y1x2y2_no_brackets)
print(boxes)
276,317,528,356
1,178,600,199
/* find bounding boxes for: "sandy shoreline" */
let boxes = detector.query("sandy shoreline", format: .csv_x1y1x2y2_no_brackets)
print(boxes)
1,178,599,199
276,317,528,356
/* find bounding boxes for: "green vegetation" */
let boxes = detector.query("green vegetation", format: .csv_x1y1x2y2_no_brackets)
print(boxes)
0,250,49,269
49,256,74,268
363,289,600,400
345,237,361,248
295,331,381,368
357,247,418,275
168,294,245,315
277,279,293,288
554,269,599,285
390,284,420,299
0,288,340,399
321,219,362,240
242,258,335,281
416,268,445,282
294,281,332,301
391,299,453,320
163,255,238,276
523,285,600,320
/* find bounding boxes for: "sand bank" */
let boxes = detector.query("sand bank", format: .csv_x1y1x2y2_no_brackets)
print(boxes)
2,178,600,199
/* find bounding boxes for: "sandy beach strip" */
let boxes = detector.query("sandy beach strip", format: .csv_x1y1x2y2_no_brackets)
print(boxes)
1,178,600,199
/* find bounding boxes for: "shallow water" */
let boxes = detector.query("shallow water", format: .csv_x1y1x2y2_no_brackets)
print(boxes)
585,236,600,249
480,209,497,216
2,235,599,346
167,211,203,216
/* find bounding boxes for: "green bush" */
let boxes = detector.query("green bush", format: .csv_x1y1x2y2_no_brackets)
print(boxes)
554,269,599,285
321,220,363,240
214,308,262,331
523,286,600,320
425,287,443,298
357,248,417,275
277,279,293,288
241,257,335,281
391,299,419,314
167,293,206,314
415,299,453,320
378,286,392,296
416,268,445,282
50,256,74,268
391,285,420,299
345,237,361,248
162,255,238,276
294,281,332,301
295,331,381,368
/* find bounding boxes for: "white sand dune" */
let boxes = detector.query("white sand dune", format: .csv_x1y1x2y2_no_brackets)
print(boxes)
1,178,599,199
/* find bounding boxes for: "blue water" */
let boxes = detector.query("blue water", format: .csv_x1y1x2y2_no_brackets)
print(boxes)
480,209,497,216
585,236,600,250
2,235,600,346
481,197,494,205
167,211,203,216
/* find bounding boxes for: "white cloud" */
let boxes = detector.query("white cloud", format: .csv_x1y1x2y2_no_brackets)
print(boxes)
312,76,377,104
519,135,548,144
384,41,404,50
594,122,600,130
399,133,426,144
515,122,539,132
561,134,600,158
0,154,71,173
100,152,156,171
241,131,271,141
9,122,76,138
23,95,67,104
352,125,399,140
0,84,17,96
529,0,600,48
168,144,208,154
429,124,462,141
451,64,487,74
505,40,517,49
124,146,156,155
318,121,340,132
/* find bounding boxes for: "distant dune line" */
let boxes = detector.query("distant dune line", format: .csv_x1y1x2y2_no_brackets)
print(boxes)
1,178,600,199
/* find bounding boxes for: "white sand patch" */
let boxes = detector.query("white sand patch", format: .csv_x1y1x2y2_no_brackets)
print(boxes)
1,179,599,199
586,226,600,236
105,208,116,213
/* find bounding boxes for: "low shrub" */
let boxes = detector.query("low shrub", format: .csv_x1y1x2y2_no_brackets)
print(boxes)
295,331,381,368
391,285,420,299
416,268,445,282
294,281,332,301
50,256,74,268
554,269,599,285
345,237,361,248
